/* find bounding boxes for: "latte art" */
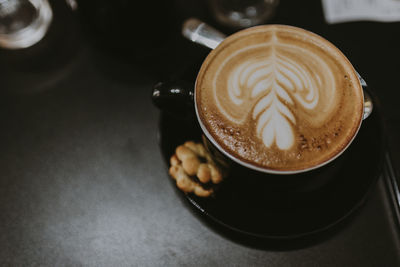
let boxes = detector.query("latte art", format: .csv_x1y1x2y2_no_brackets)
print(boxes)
196,25,363,172
214,33,337,150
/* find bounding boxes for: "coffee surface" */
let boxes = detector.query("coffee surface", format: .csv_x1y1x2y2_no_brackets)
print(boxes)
196,25,363,172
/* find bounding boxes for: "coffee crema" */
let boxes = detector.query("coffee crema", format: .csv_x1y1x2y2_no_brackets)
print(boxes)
196,25,363,172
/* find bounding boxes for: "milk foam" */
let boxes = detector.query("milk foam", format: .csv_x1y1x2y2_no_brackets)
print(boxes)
196,25,364,171
212,32,336,150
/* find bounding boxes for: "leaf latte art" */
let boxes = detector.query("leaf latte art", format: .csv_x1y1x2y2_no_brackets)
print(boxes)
196,25,364,172
214,35,336,150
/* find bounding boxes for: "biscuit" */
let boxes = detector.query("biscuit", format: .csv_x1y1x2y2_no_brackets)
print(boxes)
168,141,225,197
169,164,213,197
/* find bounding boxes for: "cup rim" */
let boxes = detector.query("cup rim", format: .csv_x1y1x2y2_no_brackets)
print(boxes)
193,24,365,175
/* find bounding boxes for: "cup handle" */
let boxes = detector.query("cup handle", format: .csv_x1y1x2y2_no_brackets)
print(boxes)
181,17,374,120
152,80,195,115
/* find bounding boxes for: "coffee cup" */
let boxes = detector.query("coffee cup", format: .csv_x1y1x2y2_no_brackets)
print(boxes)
153,19,373,176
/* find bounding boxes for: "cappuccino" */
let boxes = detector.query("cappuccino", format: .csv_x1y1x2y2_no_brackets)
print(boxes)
195,25,363,172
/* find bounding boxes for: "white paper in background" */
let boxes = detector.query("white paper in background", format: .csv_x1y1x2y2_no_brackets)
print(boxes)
322,0,400,24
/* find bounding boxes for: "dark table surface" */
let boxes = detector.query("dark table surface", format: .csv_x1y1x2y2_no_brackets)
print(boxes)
1,0,400,266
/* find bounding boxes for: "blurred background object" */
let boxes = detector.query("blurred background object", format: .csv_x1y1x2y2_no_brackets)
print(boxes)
207,0,279,29
0,0,80,95
0,0,52,49
322,0,400,24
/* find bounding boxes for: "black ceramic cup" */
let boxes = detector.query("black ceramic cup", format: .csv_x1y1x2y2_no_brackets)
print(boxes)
152,19,373,193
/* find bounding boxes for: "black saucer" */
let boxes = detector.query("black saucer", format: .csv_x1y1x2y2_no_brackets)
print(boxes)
158,95,385,240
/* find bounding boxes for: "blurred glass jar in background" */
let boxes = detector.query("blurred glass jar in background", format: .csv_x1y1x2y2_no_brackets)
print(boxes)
208,0,279,29
0,0,52,49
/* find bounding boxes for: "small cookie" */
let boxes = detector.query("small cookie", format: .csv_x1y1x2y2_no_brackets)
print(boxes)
169,164,213,197
176,145,200,176
169,141,225,197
